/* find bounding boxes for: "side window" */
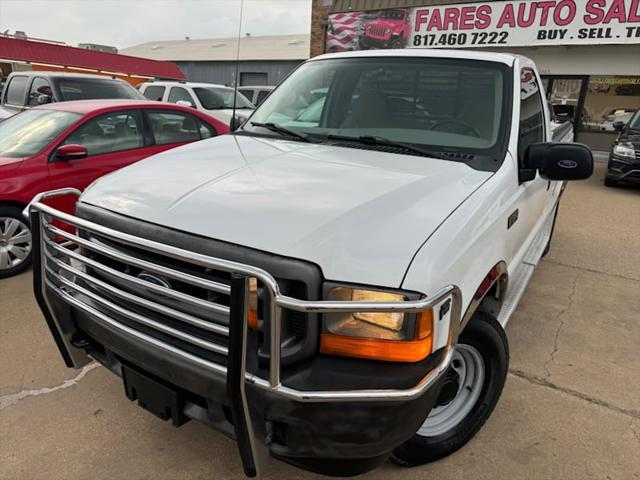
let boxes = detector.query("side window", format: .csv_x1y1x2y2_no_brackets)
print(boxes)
167,87,195,105
518,69,545,161
142,85,165,101
239,89,254,102
148,111,213,145
27,78,52,106
63,111,144,156
256,90,270,106
5,76,28,105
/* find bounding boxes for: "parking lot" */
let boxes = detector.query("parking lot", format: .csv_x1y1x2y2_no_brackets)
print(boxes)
1,162,638,480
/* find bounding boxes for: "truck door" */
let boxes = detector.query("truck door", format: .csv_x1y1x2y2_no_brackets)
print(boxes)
508,68,550,264
2,74,29,113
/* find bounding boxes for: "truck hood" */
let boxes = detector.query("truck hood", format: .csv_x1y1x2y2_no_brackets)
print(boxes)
81,134,491,287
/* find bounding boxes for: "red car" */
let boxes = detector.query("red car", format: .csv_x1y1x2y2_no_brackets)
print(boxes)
0,99,228,278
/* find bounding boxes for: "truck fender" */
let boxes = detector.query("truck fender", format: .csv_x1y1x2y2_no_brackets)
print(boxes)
459,261,508,331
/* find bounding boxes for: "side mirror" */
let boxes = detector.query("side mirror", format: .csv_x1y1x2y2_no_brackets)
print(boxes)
54,144,88,161
175,100,194,108
523,142,593,181
36,94,51,105
613,120,626,132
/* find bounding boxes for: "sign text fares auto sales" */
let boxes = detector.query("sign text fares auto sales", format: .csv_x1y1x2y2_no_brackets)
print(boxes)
410,0,640,48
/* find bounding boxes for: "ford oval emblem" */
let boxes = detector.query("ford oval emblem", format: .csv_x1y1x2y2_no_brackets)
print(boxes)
137,272,172,289
558,159,578,169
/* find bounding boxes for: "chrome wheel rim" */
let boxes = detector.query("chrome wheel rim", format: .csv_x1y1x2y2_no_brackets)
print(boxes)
418,344,485,437
0,217,32,271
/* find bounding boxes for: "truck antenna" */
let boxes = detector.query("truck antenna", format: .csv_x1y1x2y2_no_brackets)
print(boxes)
231,0,244,130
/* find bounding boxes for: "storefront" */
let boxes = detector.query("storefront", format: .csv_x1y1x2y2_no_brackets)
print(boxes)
310,0,640,150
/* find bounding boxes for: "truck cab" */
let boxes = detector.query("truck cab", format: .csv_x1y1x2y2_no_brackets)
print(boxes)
28,49,592,478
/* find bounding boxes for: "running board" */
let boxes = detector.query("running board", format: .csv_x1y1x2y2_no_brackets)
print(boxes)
497,206,556,327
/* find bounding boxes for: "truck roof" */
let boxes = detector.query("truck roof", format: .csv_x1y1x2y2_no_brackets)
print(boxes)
312,48,527,66
7,71,129,81
142,81,231,89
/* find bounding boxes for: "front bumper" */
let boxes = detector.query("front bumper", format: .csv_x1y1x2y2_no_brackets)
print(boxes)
27,191,461,477
607,154,640,184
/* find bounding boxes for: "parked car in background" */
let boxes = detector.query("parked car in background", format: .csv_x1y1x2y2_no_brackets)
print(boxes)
599,110,635,132
0,71,144,118
605,110,640,187
0,99,227,278
238,85,273,106
138,81,254,127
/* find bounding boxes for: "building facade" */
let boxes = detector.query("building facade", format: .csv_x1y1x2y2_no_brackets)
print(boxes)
310,0,640,150
122,34,309,87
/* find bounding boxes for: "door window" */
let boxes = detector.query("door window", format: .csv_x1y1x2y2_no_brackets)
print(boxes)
167,87,195,105
4,76,28,106
518,69,545,162
27,78,52,106
63,111,144,156
147,111,214,145
142,85,166,101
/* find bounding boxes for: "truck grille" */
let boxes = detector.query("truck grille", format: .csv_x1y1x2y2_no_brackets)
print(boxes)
366,25,389,39
44,227,234,363
42,218,311,367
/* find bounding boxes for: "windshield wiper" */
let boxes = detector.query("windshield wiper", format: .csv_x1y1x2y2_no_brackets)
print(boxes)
325,134,450,160
250,121,313,143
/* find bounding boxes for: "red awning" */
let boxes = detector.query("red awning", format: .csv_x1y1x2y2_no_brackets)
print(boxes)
0,37,185,80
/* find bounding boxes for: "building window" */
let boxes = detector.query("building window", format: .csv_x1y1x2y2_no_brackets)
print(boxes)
581,76,640,133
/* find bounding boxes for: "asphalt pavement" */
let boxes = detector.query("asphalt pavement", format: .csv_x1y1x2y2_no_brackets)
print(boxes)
1,162,639,480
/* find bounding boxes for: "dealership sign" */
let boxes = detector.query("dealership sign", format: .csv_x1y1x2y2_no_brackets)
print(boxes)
327,0,640,52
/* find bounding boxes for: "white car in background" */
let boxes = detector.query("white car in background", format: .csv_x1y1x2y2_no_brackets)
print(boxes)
138,81,254,126
238,85,274,106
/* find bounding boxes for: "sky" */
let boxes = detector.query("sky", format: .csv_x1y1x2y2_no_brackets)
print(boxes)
0,0,312,49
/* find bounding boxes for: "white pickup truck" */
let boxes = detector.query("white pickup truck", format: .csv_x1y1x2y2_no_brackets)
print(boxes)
29,49,592,477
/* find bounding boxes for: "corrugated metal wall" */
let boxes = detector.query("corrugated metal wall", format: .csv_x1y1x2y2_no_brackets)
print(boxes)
175,60,303,86
330,0,484,12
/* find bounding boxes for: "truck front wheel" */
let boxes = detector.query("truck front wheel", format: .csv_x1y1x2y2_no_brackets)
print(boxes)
392,312,508,466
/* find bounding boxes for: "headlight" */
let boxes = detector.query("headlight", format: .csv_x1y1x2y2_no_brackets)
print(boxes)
320,287,433,363
613,142,635,160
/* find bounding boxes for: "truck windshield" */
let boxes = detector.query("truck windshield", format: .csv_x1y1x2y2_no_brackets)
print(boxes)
244,57,508,155
0,109,81,157
56,78,143,101
193,87,254,109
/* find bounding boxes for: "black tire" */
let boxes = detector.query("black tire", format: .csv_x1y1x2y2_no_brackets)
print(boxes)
604,175,618,187
391,312,508,467
0,205,33,279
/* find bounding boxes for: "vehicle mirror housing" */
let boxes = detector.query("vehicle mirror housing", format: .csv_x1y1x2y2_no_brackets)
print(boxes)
175,100,194,108
54,144,88,161
36,94,52,105
613,120,626,132
523,142,593,181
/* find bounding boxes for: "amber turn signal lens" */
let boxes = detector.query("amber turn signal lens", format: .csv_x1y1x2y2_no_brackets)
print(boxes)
319,333,433,363
320,308,433,363
248,308,259,330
